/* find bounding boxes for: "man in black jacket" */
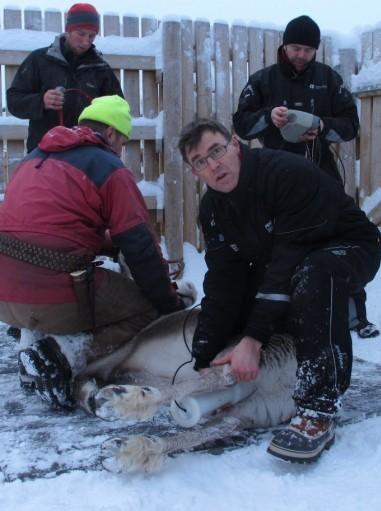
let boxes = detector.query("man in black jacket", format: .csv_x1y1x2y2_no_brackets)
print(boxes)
7,3,123,153
178,118,381,463
233,15,377,338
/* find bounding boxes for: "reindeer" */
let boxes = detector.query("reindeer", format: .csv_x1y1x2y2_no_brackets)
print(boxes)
19,308,297,474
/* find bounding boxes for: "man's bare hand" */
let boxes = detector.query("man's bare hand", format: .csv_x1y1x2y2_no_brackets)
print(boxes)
299,119,324,141
271,106,289,128
43,89,65,111
210,336,262,382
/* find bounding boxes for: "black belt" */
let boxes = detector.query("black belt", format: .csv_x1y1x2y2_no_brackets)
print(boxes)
0,232,92,273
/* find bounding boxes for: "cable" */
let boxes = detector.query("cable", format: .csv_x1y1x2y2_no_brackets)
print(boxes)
330,144,346,186
170,302,201,386
170,302,201,413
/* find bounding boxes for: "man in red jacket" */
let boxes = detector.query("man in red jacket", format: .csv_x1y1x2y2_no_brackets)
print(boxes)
0,95,194,409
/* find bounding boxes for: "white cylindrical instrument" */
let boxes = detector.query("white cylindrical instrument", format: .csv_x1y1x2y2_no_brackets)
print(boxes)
170,381,257,428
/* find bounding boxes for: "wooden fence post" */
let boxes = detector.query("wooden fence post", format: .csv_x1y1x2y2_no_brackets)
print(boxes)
358,92,373,203
123,16,142,181
231,25,248,118
195,21,212,118
181,19,198,248
3,8,25,183
248,27,264,76
361,31,373,69
141,17,160,183
214,22,231,128
264,29,279,66
338,48,357,198
24,8,42,31
163,20,183,264
45,10,62,32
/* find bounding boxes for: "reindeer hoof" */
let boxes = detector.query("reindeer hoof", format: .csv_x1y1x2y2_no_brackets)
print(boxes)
94,384,162,421
100,435,165,474
100,437,126,473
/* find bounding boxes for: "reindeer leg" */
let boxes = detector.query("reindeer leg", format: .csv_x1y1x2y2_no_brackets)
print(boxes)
100,417,242,474
73,377,100,415
93,365,237,422
94,384,163,421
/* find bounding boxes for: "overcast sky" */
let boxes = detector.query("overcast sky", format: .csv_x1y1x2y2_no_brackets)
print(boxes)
1,0,381,35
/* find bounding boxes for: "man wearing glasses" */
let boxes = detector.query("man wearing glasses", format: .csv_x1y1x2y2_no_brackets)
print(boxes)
178,118,381,464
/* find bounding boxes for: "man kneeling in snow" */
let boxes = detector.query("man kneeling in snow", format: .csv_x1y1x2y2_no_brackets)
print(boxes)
178,118,381,463
0,95,194,409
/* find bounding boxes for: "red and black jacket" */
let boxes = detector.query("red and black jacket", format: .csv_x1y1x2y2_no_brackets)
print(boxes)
0,126,182,315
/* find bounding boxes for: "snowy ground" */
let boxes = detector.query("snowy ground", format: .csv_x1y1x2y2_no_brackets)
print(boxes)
1,243,381,511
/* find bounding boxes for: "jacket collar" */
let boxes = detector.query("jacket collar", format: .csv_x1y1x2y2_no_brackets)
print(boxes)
46,34,100,66
38,126,110,153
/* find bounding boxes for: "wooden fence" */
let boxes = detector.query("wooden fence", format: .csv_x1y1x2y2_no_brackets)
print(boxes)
0,8,378,265
354,29,381,224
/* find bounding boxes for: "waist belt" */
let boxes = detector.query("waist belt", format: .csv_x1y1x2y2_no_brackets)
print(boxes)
0,232,92,273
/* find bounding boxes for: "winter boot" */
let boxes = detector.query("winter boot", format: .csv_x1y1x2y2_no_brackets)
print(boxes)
7,326,21,339
354,320,379,339
267,414,335,463
18,336,75,409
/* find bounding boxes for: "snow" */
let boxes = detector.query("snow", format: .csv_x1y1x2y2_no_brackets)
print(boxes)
352,61,381,92
2,1,381,509
1,243,381,510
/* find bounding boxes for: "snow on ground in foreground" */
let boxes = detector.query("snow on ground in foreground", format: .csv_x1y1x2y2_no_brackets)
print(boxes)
1,243,381,511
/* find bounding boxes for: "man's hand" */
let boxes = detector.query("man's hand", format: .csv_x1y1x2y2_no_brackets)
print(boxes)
43,88,65,111
299,119,324,141
210,336,262,382
271,106,289,128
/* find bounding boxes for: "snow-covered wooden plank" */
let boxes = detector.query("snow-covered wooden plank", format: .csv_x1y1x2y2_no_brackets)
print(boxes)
359,96,372,203
248,27,264,76
264,29,279,66
24,9,42,31
142,17,160,183
195,20,212,118
122,16,142,182
214,22,230,128
0,49,157,70
0,117,160,141
44,10,62,33
163,20,184,264
232,24,248,117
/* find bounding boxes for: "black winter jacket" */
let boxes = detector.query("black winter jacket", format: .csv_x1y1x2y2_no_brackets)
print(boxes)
7,35,123,152
233,47,359,180
192,144,380,369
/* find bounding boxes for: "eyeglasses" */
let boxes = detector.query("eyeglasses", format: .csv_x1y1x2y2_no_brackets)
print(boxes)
191,142,230,173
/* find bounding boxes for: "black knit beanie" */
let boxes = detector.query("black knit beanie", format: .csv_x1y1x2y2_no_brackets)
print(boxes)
283,15,320,49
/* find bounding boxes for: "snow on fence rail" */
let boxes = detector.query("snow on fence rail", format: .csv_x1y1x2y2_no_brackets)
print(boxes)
0,7,379,264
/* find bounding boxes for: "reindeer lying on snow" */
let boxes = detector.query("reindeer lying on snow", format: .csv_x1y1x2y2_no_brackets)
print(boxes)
20,308,297,474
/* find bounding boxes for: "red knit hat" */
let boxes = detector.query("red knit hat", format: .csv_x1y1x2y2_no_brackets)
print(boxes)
65,3,100,34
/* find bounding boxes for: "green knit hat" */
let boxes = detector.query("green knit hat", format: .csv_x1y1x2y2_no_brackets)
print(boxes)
78,95,132,137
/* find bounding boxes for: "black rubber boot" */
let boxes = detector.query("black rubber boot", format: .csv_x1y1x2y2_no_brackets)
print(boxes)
18,337,75,409
7,326,21,339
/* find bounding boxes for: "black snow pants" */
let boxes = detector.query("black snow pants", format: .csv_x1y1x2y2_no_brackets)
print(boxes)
288,241,381,416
